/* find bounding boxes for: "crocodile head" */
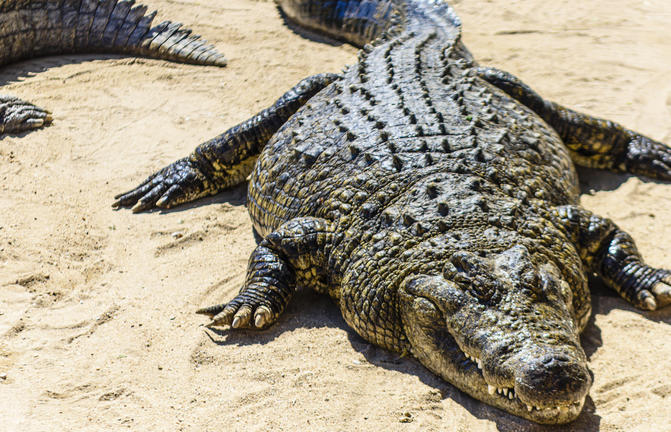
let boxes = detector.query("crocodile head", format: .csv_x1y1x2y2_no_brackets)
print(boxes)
399,244,591,424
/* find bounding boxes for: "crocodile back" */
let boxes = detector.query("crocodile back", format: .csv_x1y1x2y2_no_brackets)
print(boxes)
248,0,585,351
248,11,579,237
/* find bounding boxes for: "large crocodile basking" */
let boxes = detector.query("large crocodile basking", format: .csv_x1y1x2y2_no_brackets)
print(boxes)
112,0,671,424
5,0,671,426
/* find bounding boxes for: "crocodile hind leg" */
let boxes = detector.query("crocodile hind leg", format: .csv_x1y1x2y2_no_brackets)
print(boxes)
476,67,671,181
197,217,335,328
552,205,671,310
0,95,53,135
113,73,340,212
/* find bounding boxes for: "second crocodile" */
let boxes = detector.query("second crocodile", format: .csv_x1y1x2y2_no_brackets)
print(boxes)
0,0,226,136
114,0,671,424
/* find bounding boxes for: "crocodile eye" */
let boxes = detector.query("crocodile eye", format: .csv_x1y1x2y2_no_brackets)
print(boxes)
443,261,458,279
522,270,540,288
538,264,572,304
470,274,500,303
448,251,500,303
451,250,480,273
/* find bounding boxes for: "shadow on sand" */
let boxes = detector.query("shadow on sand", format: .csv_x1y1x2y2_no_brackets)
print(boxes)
577,165,671,195
203,281,630,431
0,53,138,88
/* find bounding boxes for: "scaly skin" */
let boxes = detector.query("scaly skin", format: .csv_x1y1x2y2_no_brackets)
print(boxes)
476,67,671,180
0,0,226,136
0,95,52,135
113,73,340,212
114,0,671,424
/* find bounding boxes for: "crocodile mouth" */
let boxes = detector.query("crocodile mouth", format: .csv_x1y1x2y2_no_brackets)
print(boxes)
457,347,586,422
398,276,589,423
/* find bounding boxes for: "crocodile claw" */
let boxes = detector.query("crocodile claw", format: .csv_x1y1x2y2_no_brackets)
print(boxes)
113,157,210,212
0,95,53,135
626,136,671,181
633,275,671,311
197,301,274,329
650,276,671,309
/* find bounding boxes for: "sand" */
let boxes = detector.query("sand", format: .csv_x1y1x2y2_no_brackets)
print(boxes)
1,0,670,430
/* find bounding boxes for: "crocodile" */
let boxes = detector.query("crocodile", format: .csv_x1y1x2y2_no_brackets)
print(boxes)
112,0,671,425
0,0,226,137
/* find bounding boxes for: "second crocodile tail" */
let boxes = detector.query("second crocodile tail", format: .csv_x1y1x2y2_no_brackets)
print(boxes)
0,0,226,68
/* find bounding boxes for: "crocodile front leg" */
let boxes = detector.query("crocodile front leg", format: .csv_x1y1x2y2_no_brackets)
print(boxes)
0,95,53,136
197,217,336,328
552,205,671,310
113,73,340,212
476,67,671,181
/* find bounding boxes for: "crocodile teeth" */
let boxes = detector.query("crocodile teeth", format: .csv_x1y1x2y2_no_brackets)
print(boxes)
464,352,482,368
487,385,496,395
508,392,514,400
520,402,581,413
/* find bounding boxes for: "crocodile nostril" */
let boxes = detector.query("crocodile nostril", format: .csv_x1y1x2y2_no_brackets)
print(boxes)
542,354,571,366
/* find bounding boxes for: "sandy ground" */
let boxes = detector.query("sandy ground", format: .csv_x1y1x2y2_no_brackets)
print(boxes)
1,0,671,430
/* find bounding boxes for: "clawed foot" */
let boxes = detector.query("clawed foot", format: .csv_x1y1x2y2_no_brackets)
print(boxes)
196,298,275,329
0,95,52,135
641,275,671,310
626,136,671,181
113,157,212,212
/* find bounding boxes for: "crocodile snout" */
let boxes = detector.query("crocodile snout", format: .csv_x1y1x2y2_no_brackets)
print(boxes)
515,352,592,407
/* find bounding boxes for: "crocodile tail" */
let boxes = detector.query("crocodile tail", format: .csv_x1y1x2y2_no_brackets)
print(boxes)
276,0,462,47
277,0,405,47
0,0,226,68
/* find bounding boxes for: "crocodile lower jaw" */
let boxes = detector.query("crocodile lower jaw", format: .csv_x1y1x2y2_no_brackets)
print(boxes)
461,350,586,422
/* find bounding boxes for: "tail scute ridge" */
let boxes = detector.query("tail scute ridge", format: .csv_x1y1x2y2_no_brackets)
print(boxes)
0,0,226,67
101,0,134,47
113,3,146,47
88,0,117,48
